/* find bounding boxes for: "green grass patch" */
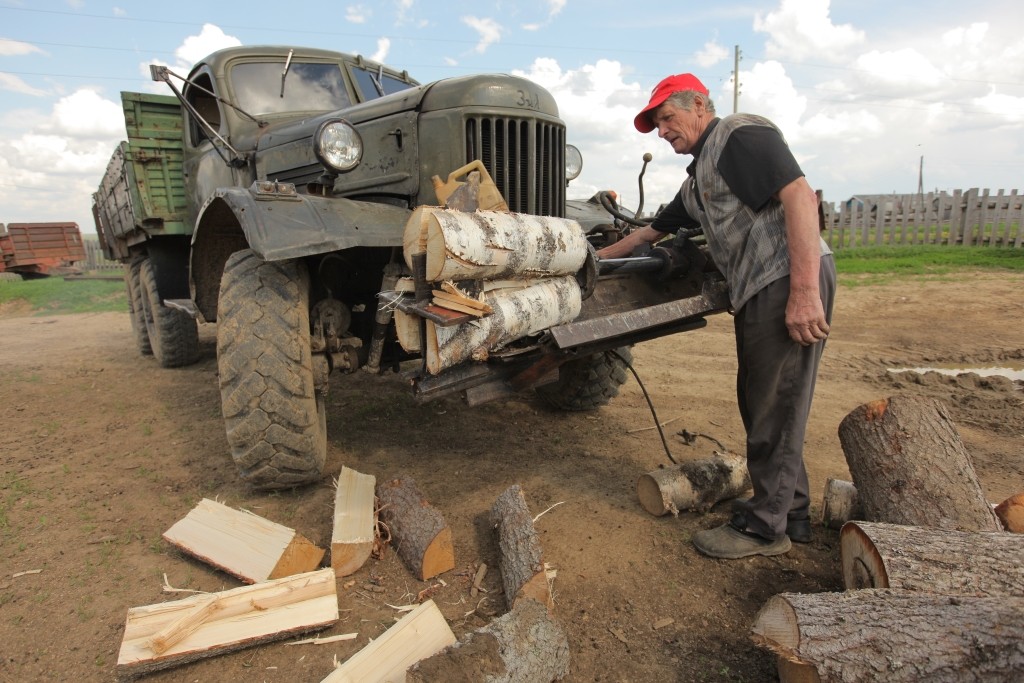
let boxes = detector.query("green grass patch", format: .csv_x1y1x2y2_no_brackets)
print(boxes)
0,277,126,316
834,245,1024,280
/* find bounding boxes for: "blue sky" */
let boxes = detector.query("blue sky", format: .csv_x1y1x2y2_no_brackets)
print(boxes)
1,0,1022,235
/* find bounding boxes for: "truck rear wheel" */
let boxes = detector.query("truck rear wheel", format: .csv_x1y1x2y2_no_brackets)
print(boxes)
216,249,326,489
138,258,199,368
125,257,152,356
536,347,632,411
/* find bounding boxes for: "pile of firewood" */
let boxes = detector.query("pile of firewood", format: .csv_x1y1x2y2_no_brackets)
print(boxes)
115,471,569,681
750,396,1024,681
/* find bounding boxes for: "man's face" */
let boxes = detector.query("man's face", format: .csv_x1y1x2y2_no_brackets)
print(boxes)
652,99,707,155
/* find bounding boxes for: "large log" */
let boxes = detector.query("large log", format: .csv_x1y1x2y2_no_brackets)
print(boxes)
837,396,1000,531
161,498,325,583
118,568,338,676
995,492,1024,532
407,597,570,683
376,477,455,581
491,485,553,611
751,589,1024,682
402,207,587,282
331,466,376,577
636,451,751,516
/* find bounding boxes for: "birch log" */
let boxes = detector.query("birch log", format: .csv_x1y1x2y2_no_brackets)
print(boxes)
751,590,1024,682
636,452,751,516
837,396,1000,531
425,276,581,374
491,485,553,611
840,520,1024,595
403,207,588,283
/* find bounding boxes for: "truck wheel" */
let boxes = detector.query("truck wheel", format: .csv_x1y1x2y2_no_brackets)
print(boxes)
125,257,152,355
536,347,632,411
216,249,326,489
138,258,200,368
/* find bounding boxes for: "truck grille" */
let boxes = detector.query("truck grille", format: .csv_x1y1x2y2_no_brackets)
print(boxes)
464,116,565,216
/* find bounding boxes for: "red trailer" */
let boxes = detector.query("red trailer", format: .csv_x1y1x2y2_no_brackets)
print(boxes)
0,222,86,277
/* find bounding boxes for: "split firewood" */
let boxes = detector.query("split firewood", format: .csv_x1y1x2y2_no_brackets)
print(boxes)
407,597,570,683
376,477,455,581
162,498,325,583
491,485,553,611
820,478,861,529
636,451,750,516
840,520,1024,595
431,283,493,317
118,568,338,676
995,492,1024,532
837,396,1000,531
321,599,456,683
751,589,1024,682
470,562,488,597
331,466,376,577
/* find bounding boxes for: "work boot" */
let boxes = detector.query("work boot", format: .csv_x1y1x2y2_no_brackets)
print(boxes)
692,522,792,559
730,502,813,544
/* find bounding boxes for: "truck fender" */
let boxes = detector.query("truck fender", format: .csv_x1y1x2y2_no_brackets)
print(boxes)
189,183,412,322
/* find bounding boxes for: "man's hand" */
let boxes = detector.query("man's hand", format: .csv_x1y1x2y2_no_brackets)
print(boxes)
776,177,828,346
785,287,829,345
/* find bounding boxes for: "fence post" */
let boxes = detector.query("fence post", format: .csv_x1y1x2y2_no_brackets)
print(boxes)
962,188,979,246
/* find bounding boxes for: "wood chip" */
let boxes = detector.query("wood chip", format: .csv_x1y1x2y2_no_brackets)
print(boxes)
470,563,488,597
12,569,42,578
285,632,358,646
609,627,628,644
653,618,675,630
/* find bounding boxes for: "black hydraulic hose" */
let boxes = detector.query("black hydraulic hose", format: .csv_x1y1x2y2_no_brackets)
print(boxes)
610,349,678,465
598,191,651,228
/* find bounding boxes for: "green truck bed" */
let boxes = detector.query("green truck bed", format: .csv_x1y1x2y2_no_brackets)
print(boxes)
92,92,187,261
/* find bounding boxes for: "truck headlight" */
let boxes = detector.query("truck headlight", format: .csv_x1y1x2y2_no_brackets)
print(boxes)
315,119,362,173
566,144,583,181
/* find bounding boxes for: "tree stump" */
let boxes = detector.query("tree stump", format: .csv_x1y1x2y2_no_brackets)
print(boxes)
636,451,750,516
376,477,455,581
820,478,860,530
490,485,552,611
841,520,1024,595
407,597,570,683
837,396,1000,531
751,589,1024,682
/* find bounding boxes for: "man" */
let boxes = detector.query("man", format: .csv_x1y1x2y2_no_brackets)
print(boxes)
599,74,836,559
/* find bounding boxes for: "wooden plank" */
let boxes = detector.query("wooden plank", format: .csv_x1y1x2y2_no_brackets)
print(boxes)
962,188,980,246
949,189,965,245
162,498,325,584
331,466,376,577
118,568,339,675
321,599,456,683
1011,190,1023,248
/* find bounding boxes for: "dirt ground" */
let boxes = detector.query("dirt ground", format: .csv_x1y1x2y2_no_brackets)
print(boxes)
1,271,1022,683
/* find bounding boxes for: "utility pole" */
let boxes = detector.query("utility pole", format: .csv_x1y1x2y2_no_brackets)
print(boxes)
732,45,742,113
917,155,924,195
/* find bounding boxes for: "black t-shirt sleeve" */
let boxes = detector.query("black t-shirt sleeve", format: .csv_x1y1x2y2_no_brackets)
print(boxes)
717,125,804,212
649,190,701,232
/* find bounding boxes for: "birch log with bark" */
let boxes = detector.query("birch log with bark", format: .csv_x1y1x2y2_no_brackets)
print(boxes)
837,396,1000,531
840,520,1024,595
751,589,1024,682
636,452,751,516
403,207,588,282
376,477,455,581
424,276,581,374
491,485,553,611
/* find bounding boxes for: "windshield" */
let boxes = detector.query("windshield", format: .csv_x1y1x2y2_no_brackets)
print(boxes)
231,61,352,115
350,66,417,100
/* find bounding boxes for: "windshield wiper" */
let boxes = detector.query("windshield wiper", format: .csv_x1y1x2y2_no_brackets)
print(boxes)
369,64,386,97
279,49,294,98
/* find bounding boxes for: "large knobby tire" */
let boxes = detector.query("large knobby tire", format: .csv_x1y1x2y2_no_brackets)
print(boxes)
138,258,199,368
536,346,633,411
125,257,152,356
216,249,326,489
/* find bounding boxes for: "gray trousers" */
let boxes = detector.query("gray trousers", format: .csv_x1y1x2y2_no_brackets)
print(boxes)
733,255,836,540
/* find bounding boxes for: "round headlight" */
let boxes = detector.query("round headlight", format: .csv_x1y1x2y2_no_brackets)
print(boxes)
566,144,583,181
315,119,362,173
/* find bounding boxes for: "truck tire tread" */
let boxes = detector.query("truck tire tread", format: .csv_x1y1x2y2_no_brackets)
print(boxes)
536,346,632,411
138,258,199,368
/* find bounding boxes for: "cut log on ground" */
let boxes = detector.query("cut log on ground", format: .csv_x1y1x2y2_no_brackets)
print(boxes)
407,597,570,683
491,485,553,611
376,477,455,581
402,207,588,283
837,396,1000,531
751,589,1024,682
332,466,376,577
995,492,1024,533
118,568,338,676
321,599,456,683
840,520,1024,595
820,478,861,530
162,498,325,583
636,451,751,516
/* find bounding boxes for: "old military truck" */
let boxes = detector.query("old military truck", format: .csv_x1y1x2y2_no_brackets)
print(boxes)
93,45,727,489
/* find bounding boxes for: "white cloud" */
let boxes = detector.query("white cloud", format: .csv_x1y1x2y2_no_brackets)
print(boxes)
49,90,125,139
754,0,864,61
462,17,503,54
853,48,944,91
346,5,369,24
974,89,1024,125
0,39,44,57
732,61,807,136
112,7,127,17
0,73,48,97
174,24,242,69
522,0,566,30
372,38,391,63
695,41,729,68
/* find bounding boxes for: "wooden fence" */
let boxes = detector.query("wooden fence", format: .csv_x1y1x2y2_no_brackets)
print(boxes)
821,188,1022,249
82,237,122,271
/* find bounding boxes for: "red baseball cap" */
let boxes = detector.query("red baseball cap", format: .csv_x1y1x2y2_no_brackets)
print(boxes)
634,73,709,133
